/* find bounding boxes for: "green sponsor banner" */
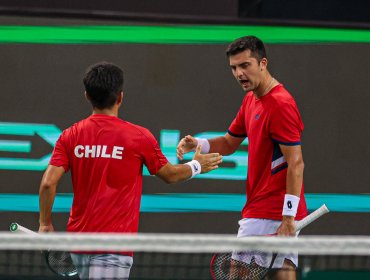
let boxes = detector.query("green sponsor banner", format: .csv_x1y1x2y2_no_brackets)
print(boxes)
0,25,369,44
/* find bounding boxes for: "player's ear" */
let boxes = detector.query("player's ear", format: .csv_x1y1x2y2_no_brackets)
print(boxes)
84,91,90,101
117,91,124,105
260,58,268,71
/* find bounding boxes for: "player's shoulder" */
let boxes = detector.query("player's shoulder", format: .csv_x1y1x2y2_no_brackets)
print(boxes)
244,91,255,101
269,84,297,107
64,117,90,133
239,91,255,107
124,121,153,136
124,121,159,146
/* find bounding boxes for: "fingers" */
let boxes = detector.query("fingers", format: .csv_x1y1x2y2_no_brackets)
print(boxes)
276,223,296,236
184,135,194,142
176,148,184,160
176,135,197,160
197,153,223,173
195,145,201,156
176,138,185,160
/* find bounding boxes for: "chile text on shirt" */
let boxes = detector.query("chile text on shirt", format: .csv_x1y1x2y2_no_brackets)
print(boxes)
74,145,124,159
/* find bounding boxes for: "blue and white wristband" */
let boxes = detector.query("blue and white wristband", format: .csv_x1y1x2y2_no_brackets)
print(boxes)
282,194,300,217
185,160,201,178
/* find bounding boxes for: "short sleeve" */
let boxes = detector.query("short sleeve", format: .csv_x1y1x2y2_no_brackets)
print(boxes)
270,103,304,145
140,130,169,175
228,98,248,138
49,131,70,172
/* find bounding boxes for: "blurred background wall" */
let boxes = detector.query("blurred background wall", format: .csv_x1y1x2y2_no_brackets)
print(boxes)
0,0,369,235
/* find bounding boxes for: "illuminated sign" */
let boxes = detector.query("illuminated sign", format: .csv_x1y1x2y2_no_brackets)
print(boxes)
0,122,61,171
0,122,248,180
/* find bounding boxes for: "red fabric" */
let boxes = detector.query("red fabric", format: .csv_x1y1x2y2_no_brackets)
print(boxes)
228,84,307,220
50,114,168,255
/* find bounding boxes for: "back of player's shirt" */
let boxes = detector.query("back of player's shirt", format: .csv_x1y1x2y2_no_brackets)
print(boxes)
50,114,168,234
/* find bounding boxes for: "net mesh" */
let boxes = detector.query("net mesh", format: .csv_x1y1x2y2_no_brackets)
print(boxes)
0,233,369,280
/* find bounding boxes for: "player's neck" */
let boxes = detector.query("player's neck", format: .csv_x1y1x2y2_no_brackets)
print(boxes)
254,74,276,99
92,107,119,117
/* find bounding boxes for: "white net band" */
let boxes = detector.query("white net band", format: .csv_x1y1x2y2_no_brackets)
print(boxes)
0,233,369,256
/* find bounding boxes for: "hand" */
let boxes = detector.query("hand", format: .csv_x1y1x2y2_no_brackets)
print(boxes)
276,216,296,236
38,224,55,233
177,135,198,160
193,145,222,173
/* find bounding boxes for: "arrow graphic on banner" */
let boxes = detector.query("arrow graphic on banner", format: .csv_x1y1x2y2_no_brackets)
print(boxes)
0,122,248,179
0,122,61,171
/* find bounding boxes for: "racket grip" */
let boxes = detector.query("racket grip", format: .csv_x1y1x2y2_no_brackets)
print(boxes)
296,204,329,231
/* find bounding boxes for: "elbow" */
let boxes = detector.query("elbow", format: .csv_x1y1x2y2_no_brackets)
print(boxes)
39,179,56,194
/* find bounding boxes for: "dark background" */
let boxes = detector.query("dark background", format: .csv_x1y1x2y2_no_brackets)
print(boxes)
0,0,369,26
0,0,369,236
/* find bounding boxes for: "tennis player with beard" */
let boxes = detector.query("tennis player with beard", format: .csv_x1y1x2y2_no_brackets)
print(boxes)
177,36,307,279
38,62,222,280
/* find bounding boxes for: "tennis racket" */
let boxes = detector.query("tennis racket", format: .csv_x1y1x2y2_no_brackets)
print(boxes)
9,222,78,277
210,204,329,280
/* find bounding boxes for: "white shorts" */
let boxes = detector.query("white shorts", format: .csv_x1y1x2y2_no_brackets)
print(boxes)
231,218,299,269
71,253,133,280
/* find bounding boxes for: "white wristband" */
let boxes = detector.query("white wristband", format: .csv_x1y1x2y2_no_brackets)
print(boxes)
195,138,210,154
185,160,201,178
282,194,300,217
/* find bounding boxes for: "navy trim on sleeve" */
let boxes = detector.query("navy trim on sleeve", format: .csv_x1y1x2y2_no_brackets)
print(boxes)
272,138,301,146
228,130,247,138
271,162,288,175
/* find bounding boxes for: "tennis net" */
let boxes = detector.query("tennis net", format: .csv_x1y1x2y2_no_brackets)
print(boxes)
0,232,369,279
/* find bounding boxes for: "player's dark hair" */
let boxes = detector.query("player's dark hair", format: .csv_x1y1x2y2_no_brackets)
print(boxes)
225,36,267,63
83,62,124,109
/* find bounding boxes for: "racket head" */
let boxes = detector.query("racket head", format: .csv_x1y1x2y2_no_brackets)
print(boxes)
210,204,329,279
10,222,78,277
210,253,230,280
44,250,78,277
210,252,275,280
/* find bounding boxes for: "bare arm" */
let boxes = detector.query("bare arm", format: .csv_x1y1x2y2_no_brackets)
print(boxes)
176,133,244,160
208,134,245,155
39,165,65,232
276,144,305,236
157,145,222,183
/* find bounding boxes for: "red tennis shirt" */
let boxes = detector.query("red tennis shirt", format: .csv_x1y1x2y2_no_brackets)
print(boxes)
228,84,307,220
50,114,168,235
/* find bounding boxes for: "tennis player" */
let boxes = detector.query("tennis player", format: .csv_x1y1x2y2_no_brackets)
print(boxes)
177,36,307,279
38,62,222,280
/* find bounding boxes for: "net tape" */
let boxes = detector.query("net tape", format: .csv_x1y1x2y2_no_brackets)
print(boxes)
0,233,369,255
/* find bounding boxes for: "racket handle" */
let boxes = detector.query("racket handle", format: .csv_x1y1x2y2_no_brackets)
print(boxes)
10,223,38,235
296,204,329,231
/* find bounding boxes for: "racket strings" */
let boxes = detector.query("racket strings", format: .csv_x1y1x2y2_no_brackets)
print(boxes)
212,253,270,280
46,251,77,276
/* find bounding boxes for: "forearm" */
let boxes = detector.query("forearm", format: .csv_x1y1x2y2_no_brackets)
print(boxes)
159,164,193,184
158,148,222,183
208,136,238,155
156,163,193,184
280,162,303,234
278,145,304,235
39,183,57,225
285,159,304,197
